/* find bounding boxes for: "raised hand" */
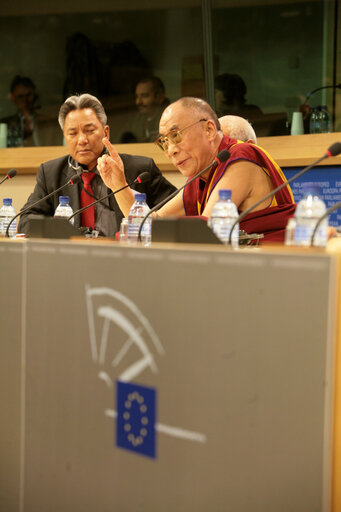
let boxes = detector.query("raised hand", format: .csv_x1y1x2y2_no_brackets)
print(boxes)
97,138,127,190
97,137,135,217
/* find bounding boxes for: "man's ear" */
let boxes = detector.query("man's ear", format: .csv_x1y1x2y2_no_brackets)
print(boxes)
104,125,110,139
206,120,217,140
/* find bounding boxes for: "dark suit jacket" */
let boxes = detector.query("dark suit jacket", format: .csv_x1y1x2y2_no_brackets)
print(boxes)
18,153,176,235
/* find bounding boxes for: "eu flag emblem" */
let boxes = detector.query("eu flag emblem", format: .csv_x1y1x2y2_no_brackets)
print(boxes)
116,381,157,458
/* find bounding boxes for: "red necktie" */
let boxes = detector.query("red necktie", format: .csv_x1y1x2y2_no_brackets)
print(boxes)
80,172,96,229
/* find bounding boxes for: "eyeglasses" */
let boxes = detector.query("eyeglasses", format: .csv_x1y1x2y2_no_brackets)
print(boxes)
155,118,207,151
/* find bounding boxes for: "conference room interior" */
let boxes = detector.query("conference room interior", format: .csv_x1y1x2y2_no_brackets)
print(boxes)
2,1,341,512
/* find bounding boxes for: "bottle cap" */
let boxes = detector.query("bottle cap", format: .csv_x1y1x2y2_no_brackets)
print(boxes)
218,189,232,200
135,193,146,201
302,183,321,197
59,196,70,204
3,197,12,206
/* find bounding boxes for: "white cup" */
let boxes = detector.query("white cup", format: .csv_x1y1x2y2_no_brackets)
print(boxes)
0,123,7,148
290,112,304,136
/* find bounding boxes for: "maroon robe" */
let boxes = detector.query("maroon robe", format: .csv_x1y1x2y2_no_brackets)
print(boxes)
182,135,296,242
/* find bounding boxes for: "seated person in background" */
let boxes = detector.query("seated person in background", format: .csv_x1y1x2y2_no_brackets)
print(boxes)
97,97,296,243
120,76,169,143
1,75,39,147
219,115,257,144
18,93,176,236
215,73,263,123
0,75,63,147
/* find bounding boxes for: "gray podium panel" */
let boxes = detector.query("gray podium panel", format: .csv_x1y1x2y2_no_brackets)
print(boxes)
0,242,24,512
3,240,338,512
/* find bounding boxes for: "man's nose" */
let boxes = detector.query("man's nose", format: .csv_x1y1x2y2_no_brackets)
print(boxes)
77,132,88,144
166,140,179,158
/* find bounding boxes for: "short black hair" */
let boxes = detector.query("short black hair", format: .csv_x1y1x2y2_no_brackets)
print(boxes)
215,73,247,104
10,75,36,93
136,76,165,97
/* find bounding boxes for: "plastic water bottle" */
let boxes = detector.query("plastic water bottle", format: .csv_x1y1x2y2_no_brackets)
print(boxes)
285,217,296,246
54,196,75,225
309,106,320,134
293,184,328,247
127,193,151,245
0,198,16,237
318,106,330,133
208,189,239,248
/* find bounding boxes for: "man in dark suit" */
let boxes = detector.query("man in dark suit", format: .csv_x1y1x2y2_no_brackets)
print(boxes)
18,93,176,236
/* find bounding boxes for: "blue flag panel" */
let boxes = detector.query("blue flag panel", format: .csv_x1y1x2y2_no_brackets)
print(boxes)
116,380,157,458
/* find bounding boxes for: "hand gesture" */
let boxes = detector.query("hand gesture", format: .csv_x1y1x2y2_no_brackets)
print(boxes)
97,138,126,190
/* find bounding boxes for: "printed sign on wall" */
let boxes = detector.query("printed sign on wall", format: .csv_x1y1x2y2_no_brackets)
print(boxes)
283,165,341,226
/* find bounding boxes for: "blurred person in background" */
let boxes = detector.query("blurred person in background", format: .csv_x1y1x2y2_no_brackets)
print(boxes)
215,73,262,123
120,76,169,143
1,75,39,146
1,75,62,147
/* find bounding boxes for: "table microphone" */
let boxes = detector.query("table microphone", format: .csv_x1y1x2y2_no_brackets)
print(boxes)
228,141,341,245
137,149,231,242
0,169,17,185
303,83,341,105
5,172,82,238
68,171,151,223
311,200,341,246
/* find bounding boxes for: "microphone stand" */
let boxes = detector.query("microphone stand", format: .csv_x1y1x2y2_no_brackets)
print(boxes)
5,174,81,238
303,83,341,105
303,83,341,131
68,186,125,223
137,168,215,242
311,201,341,246
137,185,191,243
228,142,341,245
137,149,231,243
68,172,151,223
227,154,329,245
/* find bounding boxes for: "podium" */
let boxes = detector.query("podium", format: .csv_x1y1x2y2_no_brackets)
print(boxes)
0,239,340,512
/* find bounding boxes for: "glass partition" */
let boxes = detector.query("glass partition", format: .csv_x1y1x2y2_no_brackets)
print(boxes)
211,0,340,136
0,0,339,147
0,2,204,146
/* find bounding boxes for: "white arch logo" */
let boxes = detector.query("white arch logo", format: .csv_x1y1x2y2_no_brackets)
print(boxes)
85,284,164,383
85,284,207,448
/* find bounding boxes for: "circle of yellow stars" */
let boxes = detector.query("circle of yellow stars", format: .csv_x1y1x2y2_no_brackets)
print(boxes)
123,391,149,447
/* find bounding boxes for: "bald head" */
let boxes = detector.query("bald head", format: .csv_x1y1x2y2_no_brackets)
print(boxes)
219,115,257,144
158,97,223,179
162,97,221,131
